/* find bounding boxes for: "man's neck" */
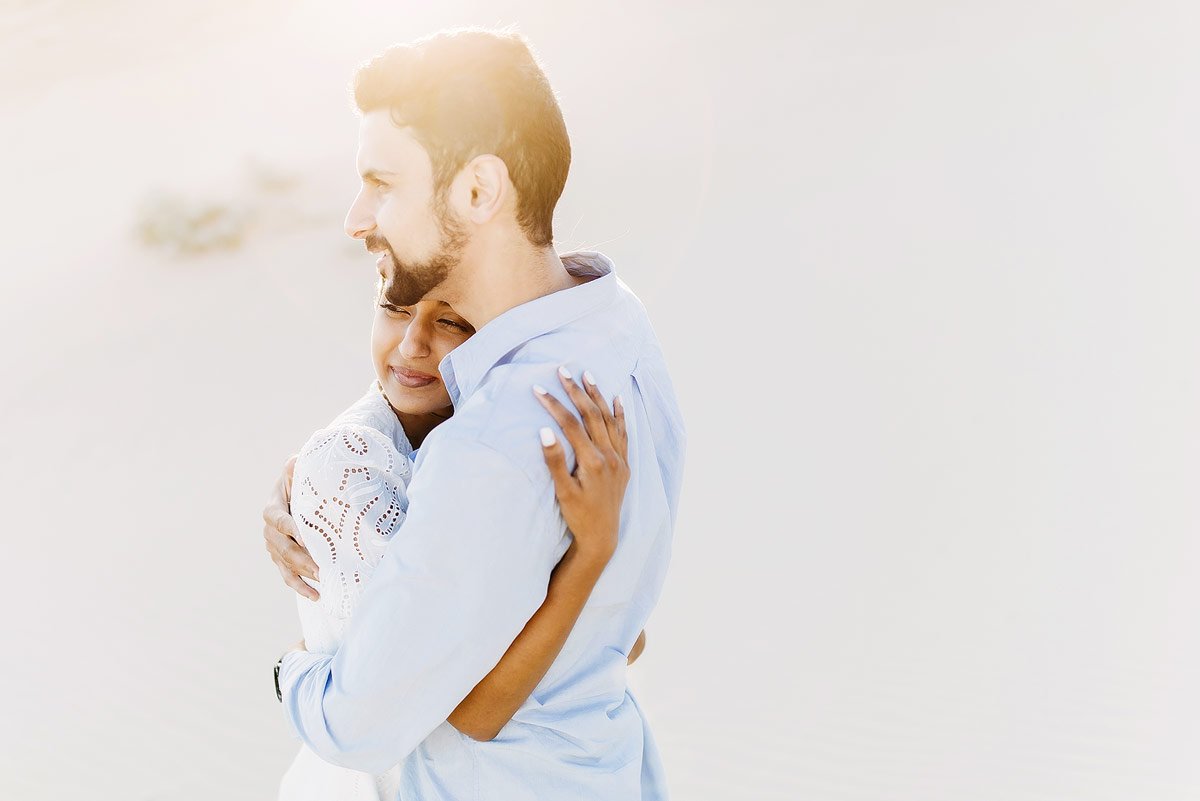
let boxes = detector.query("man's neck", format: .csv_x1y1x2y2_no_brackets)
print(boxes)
445,236,583,330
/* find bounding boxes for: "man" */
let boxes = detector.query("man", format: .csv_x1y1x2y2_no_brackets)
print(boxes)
262,29,685,800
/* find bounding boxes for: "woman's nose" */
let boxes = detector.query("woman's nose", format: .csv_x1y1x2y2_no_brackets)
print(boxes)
398,323,431,359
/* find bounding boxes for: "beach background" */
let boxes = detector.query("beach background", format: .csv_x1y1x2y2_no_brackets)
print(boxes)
3,1,1199,799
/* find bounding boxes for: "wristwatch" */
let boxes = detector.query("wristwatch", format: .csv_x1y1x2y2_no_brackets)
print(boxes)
274,654,285,702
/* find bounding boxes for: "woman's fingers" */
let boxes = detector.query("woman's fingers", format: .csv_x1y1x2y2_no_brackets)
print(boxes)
556,367,613,452
580,371,624,454
614,395,633,460
539,426,577,500
534,367,632,480
608,393,628,463
533,384,603,471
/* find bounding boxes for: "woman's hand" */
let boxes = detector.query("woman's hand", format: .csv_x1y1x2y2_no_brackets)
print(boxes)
534,367,630,563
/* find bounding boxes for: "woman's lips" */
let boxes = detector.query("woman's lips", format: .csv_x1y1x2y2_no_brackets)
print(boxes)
390,365,438,388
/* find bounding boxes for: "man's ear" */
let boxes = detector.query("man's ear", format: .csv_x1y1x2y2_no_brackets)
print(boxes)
455,154,510,225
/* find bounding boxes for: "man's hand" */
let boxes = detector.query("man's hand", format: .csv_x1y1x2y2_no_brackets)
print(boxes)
262,455,321,601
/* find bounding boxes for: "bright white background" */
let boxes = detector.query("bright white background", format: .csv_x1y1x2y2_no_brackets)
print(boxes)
2,1,1198,799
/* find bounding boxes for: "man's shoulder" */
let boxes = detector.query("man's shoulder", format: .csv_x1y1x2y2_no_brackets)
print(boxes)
427,280,668,480
427,360,560,486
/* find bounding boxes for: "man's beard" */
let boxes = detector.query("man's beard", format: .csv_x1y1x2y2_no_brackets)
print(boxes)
373,200,468,307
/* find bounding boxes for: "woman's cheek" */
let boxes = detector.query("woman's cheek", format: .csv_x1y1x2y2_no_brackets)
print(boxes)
433,331,465,361
372,318,400,356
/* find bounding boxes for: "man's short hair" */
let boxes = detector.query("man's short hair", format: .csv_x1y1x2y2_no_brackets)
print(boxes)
354,28,571,248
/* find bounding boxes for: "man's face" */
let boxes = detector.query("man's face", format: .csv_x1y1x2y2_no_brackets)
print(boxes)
345,110,468,306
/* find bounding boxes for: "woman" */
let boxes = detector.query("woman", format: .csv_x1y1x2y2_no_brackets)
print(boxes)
275,281,639,800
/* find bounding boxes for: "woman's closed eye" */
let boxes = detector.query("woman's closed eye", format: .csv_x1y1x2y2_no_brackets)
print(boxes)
438,318,472,333
380,303,411,317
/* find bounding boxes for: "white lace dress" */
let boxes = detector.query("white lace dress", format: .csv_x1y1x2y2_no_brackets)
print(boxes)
278,385,414,801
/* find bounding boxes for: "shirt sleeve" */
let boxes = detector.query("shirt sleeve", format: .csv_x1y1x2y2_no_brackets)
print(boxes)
277,432,566,773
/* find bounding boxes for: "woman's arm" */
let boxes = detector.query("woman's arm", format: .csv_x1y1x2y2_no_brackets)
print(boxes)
447,369,635,742
447,543,607,740
448,555,648,740
629,629,646,665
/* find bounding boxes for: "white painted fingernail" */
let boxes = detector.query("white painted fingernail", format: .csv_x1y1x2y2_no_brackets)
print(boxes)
558,365,572,380
583,370,596,386
540,427,556,446
533,384,548,396
614,394,623,410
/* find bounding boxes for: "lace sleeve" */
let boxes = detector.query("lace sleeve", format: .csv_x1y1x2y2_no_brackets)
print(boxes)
291,423,412,627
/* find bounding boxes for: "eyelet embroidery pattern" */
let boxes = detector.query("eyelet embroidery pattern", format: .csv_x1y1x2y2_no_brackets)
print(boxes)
341,431,369,456
291,387,415,642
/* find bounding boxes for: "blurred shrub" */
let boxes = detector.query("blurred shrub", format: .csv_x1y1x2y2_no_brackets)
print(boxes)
135,161,314,256
136,193,252,255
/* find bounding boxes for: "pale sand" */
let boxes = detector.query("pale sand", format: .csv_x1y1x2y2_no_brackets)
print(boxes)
4,3,1200,800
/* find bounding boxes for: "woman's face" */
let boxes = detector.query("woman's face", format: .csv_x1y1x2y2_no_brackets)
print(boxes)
372,287,475,415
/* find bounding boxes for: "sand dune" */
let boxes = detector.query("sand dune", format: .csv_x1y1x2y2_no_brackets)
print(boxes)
4,2,1200,800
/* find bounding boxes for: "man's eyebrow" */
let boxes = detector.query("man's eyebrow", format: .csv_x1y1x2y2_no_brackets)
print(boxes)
361,168,397,182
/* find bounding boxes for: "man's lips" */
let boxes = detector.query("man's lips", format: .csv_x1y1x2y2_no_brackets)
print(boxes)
389,365,438,388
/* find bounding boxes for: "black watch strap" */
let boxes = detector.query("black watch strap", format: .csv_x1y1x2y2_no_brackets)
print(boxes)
274,654,285,702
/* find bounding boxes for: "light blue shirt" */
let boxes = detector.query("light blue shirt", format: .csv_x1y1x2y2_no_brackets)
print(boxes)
279,252,686,800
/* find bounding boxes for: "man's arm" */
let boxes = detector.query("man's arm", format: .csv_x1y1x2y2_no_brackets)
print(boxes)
278,435,563,774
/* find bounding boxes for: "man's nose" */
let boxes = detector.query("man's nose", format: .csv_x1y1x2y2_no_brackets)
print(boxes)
344,190,375,239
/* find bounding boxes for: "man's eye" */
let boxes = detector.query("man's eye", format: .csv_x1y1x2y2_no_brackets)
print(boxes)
439,319,470,332
381,304,410,316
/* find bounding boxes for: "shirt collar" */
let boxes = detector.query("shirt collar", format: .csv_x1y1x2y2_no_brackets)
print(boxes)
440,251,617,407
